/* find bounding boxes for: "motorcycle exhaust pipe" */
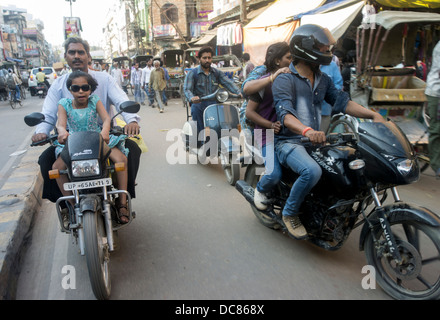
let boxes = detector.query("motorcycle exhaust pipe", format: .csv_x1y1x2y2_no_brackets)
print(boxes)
235,180,255,204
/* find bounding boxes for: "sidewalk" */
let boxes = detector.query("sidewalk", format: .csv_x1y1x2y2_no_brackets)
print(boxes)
0,147,43,299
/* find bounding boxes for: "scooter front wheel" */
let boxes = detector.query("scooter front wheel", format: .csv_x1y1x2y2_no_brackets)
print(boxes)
222,154,240,185
83,210,111,300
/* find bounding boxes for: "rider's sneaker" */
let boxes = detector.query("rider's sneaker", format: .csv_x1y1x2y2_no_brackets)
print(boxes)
254,188,268,210
282,215,307,239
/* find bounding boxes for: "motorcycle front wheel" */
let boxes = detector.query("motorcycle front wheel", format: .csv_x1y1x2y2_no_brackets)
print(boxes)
83,210,111,300
365,221,440,300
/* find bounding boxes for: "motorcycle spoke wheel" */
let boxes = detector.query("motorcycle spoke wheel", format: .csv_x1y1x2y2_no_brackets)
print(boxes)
83,210,111,300
365,221,440,300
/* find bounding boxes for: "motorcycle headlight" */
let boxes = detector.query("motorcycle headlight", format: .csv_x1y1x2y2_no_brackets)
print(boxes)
216,89,229,103
397,159,414,176
72,159,100,177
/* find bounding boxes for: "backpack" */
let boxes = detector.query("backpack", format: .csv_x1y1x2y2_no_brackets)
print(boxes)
7,75,16,89
0,76,6,89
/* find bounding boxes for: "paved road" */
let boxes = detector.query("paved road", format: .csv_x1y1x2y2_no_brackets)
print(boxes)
15,97,440,301
0,94,43,188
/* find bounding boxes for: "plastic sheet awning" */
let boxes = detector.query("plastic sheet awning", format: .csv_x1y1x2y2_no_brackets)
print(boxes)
243,0,325,65
300,1,365,41
372,10,440,29
374,0,440,9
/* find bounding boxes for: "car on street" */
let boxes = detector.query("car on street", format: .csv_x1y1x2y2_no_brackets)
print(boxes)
28,67,57,96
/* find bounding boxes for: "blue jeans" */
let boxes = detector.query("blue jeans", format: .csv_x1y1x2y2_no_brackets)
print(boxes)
134,84,143,103
191,100,215,140
13,85,20,100
276,142,322,217
256,143,282,194
144,86,154,105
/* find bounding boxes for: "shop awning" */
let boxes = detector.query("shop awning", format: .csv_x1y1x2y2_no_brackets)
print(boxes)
243,0,325,65
291,0,363,20
300,0,365,41
374,0,440,9
194,33,216,45
372,10,440,29
6,57,23,63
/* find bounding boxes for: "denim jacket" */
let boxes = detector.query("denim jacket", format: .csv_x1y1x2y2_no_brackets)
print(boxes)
272,63,350,142
183,65,239,101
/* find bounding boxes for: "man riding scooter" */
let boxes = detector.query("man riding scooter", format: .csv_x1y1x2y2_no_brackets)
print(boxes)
183,46,242,148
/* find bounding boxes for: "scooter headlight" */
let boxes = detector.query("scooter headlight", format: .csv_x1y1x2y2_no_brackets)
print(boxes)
72,159,100,177
216,89,229,103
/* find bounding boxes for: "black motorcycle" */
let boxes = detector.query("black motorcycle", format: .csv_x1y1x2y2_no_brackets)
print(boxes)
36,82,47,98
24,101,140,300
236,115,440,300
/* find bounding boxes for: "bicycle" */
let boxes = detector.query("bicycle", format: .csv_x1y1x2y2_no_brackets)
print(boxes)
8,87,22,109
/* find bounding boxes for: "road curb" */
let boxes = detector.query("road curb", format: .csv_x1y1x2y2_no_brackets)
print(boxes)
0,147,43,300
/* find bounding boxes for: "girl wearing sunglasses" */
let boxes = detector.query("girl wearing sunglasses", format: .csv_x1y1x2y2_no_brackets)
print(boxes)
53,71,130,224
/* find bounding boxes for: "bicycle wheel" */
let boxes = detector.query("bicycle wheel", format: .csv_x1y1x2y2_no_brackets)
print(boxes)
9,91,17,109
20,86,26,100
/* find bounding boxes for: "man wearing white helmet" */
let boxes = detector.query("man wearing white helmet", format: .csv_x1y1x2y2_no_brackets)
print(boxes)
272,24,384,239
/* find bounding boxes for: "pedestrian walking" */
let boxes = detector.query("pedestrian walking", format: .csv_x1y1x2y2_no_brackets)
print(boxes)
149,60,167,113
131,62,144,104
111,62,124,89
141,59,154,106
425,40,440,178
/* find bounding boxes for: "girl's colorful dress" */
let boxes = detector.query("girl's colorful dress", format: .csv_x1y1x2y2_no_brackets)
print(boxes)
55,94,128,157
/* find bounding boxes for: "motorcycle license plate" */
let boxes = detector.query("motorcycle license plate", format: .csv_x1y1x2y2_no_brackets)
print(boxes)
63,178,112,191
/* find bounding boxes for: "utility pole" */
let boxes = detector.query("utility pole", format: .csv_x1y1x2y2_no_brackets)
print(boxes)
240,0,247,24
65,0,76,17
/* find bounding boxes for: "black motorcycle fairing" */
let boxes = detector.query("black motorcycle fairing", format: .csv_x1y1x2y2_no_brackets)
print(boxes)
358,202,440,251
358,121,413,159
357,121,419,185
61,131,111,180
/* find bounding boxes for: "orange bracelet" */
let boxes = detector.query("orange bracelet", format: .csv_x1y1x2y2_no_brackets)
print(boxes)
302,127,313,136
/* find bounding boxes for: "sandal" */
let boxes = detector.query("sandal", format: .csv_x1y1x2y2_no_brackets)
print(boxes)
117,204,130,224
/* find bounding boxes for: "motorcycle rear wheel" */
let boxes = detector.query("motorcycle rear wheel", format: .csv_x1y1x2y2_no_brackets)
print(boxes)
365,221,440,300
244,163,281,230
83,210,111,300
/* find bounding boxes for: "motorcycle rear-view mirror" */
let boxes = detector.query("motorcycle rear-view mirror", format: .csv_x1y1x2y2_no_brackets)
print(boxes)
24,112,45,127
120,101,140,114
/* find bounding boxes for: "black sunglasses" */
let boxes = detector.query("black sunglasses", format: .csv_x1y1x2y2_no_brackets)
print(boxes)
70,84,91,92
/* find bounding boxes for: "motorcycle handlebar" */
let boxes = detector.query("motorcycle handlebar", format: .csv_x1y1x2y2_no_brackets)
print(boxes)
31,134,58,147
301,133,356,144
